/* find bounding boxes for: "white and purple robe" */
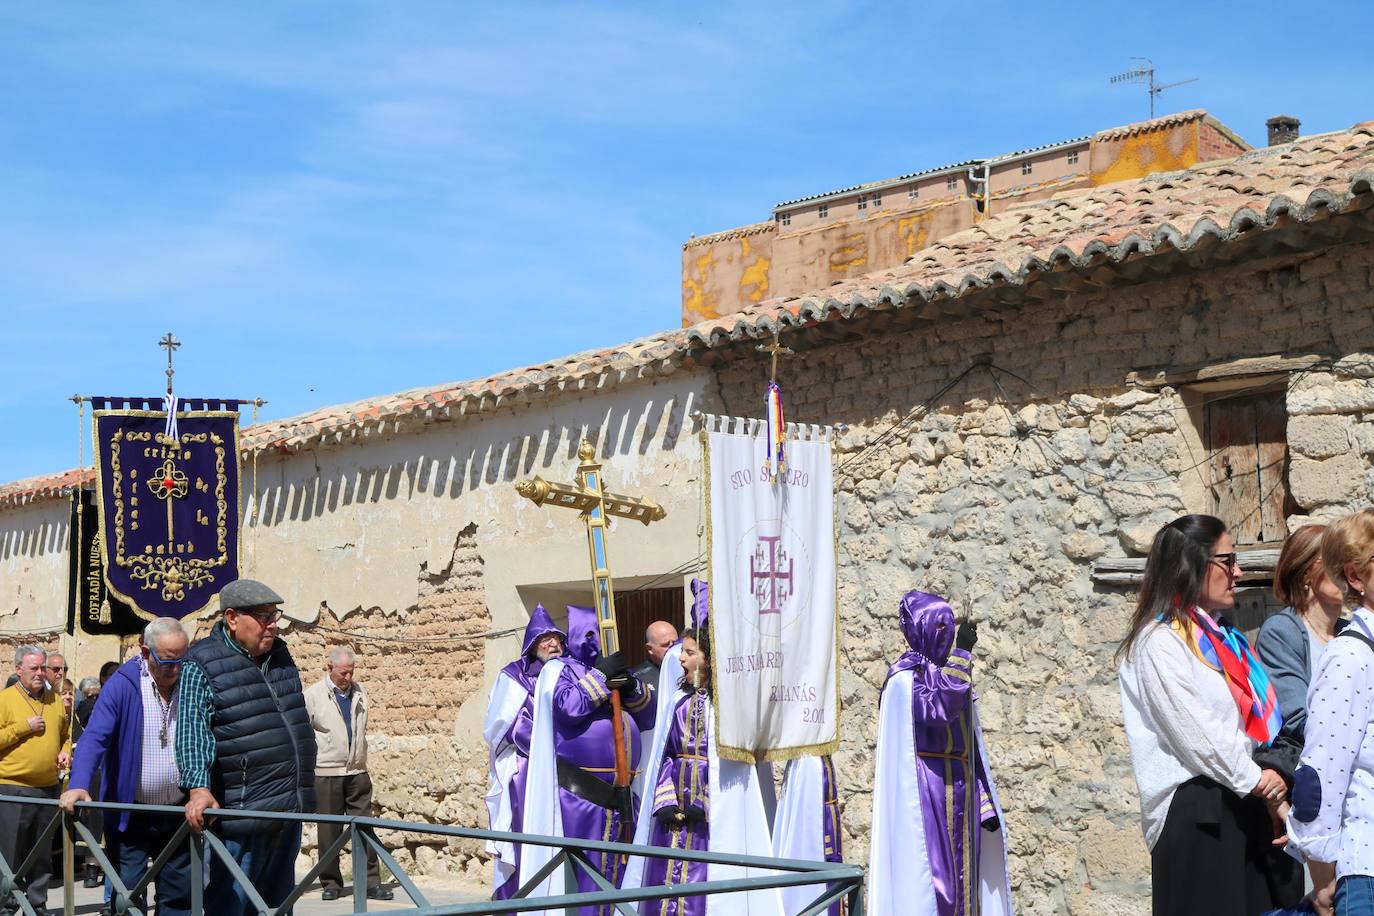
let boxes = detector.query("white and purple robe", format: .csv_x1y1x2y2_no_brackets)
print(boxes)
632,682,781,916
484,605,566,898
519,656,657,916
773,755,845,916
867,590,1013,916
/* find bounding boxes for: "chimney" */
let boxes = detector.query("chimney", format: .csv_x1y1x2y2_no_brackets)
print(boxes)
1266,115,1300,146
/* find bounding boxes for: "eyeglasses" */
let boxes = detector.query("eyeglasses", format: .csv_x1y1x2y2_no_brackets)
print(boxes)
147,647,187,668
45,665,67,673
232,607,283,625
1211,552,1240,571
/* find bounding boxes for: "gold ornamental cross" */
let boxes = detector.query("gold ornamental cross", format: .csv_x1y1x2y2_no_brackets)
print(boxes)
515,438,667,799
515,439,666,656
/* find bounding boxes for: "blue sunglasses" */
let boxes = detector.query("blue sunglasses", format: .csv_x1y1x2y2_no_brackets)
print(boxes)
147,647,188,668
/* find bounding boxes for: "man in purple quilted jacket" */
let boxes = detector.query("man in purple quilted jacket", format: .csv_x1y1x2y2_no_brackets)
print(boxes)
61,617,192,916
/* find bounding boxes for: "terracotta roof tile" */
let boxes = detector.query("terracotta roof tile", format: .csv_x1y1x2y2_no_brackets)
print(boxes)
4,119,1373,507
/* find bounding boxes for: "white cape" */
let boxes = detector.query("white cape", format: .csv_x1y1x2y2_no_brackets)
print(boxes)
624,647,781,916
623,644,685,890
516,659,567,911
773,756,830,916
867,669,1014,916
483,669,531,892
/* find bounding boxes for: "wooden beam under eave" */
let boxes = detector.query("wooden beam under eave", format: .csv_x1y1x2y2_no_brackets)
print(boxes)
1126,352,1332,390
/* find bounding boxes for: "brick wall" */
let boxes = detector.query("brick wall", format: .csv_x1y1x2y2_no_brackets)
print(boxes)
1199,120,1250,163
194,522,496,883
713,239,1374,915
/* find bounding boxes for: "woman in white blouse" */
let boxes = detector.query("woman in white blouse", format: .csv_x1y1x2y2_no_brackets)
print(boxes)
1118,514,1302,916
1289,508,1374,916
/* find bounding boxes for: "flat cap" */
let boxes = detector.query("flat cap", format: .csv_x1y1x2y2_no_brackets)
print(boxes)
219,579,285,612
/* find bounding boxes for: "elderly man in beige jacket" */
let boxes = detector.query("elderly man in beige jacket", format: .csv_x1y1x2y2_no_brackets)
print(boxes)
304,646,392,901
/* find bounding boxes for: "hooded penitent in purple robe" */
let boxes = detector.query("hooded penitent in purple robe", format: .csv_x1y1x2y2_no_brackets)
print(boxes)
549,658,656,915
484,605,567,898
867,591,1012,916
566,604,603,666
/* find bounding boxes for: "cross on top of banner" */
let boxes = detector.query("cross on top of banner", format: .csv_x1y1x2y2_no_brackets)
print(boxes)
159,331,180,396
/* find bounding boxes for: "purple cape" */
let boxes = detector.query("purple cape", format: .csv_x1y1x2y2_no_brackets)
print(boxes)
550,659,657,916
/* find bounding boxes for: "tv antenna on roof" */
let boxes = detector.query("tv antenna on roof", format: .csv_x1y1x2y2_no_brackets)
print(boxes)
1110,58,1197,119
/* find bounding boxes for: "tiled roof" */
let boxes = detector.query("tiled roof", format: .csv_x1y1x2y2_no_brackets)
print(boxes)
771,109,1222,212
683,220,776,250
4,119,1372,507
774,160,982,210
1092,108,1207,141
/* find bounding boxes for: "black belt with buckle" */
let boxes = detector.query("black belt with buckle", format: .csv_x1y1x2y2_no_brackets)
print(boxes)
556,760,634,823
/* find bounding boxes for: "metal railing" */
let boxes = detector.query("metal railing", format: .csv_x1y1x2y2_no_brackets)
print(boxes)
0,796,865,916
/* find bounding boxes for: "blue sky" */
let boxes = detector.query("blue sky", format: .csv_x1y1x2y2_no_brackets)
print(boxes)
2,1,1369,484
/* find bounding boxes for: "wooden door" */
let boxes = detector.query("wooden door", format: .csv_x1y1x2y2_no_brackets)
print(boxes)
1206,389,1290,545
614,587,686,668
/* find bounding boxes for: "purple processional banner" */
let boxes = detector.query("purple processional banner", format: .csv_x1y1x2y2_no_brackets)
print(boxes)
91,398,242,620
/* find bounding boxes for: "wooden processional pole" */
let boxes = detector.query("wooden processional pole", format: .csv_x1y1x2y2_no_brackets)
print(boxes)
515,439,666,794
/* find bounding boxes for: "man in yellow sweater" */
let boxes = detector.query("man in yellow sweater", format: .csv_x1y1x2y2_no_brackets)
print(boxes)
0,644,72,914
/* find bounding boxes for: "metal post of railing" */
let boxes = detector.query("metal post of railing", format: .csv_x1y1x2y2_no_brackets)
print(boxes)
62,810,74,916
353,822,368,913
848,878,865,916
189,828,203,915
563,851,579,916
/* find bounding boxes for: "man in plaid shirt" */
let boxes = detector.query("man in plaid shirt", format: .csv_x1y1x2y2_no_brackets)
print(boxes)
175,579,315,916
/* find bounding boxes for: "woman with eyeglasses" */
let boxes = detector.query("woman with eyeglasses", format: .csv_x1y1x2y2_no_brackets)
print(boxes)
1118,514,1303,916
1288,508,1374,915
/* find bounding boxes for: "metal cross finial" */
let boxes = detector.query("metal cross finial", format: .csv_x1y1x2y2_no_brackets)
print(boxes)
756,333,794,382
159,332,181,396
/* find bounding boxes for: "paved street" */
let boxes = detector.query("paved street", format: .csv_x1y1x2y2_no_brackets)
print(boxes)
45,879,487,914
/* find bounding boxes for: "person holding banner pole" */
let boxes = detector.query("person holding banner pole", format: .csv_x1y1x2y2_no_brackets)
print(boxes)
633,588,781,916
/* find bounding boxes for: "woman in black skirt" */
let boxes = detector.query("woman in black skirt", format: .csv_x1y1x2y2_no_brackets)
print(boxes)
1117,514,1304,915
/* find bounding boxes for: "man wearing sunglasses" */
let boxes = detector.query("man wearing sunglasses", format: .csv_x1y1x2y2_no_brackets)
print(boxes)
62,617,193,915
174,579,316,916
43,652,69,692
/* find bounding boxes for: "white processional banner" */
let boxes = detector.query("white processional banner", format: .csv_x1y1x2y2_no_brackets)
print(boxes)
705,417,839,763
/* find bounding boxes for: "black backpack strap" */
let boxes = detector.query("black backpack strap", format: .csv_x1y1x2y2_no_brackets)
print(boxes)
1338,628,1374,653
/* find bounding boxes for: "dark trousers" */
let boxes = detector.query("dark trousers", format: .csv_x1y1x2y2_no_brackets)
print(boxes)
0,783,59,913
207,822,301,916
1152,776,1304,916
105,813,193,916
315,773,380,891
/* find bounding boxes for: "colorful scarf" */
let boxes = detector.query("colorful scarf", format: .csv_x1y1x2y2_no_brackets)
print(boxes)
1175,607,1282,746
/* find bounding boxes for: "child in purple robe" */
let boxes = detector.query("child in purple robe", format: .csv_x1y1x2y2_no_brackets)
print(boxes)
640,628,713,916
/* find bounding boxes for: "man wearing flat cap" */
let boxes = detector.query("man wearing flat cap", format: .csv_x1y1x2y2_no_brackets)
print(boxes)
174,578,316,915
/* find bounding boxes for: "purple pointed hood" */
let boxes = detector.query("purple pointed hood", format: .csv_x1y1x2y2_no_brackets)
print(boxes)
690,578,709,631
520,604,566,659
897,590,956,667
566,604,602,665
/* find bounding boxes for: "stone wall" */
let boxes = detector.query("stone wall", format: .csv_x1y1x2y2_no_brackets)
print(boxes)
714,238,1374,914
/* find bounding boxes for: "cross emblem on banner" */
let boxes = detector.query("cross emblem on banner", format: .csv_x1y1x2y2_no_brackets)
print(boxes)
751,534,793,616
